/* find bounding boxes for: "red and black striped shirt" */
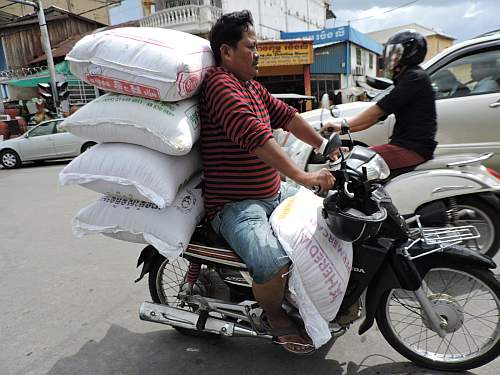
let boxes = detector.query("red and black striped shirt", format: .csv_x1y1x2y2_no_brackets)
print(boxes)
200,67,297,218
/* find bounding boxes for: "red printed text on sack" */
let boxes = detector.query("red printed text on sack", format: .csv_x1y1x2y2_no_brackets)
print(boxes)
85,75,161,100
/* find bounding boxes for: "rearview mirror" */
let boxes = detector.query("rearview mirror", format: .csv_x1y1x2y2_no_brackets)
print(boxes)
323,132,342,157
321,92,340,118
321,93,330,109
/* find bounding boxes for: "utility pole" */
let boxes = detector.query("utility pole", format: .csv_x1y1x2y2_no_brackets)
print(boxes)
10,1,60,113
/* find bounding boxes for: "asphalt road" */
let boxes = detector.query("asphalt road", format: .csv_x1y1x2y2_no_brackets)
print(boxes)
1,162,499,375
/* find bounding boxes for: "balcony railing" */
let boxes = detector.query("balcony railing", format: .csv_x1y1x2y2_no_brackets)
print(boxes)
156,0,222,9
140,4,222,34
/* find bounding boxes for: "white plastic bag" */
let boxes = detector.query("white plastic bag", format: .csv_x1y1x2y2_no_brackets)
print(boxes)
60,93,200,155
59,143,202,208
72,175,204,259
272,130,313,182
270,187,353,348
66,27,215,101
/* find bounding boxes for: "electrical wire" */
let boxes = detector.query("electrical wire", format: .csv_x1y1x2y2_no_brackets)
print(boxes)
337,0,422,24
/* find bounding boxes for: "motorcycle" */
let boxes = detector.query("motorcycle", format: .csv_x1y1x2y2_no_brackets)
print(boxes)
136,133,500,372
288,94,500,257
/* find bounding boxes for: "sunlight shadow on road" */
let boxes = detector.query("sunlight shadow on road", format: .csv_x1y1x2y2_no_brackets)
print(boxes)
346,355,474,375
45,325,477,375
45,324,342,375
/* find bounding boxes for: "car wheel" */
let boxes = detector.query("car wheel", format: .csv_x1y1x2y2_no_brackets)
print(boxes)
81,142,97,153
1,149,21,169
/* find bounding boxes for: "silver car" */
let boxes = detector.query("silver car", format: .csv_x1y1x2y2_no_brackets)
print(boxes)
0,119,96,169
301,32,500,170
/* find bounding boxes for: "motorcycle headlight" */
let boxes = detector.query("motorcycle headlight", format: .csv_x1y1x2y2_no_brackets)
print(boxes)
355,153,390,180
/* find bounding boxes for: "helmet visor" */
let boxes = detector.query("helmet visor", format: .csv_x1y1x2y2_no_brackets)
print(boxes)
384,43,404,78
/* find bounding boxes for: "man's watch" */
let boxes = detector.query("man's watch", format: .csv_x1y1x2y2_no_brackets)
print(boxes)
340,118,350,135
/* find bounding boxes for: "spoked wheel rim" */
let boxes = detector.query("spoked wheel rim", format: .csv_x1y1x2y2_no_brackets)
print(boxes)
385,268,500,364
2,152,17,168
448,204,495,253
155,257,190,307
155,257,208,308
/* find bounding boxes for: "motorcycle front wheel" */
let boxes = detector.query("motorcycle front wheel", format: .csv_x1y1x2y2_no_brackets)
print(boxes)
376,266,500,372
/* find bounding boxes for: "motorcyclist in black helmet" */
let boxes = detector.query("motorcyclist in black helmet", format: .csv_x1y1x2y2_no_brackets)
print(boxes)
321,29,437,171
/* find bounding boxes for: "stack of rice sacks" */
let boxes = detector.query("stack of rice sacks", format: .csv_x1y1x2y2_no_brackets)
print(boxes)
58,27,215,259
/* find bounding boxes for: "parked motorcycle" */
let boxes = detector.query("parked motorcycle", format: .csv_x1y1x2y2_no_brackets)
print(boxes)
136,133,500,372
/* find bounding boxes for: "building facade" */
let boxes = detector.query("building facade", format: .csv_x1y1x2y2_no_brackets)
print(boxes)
141,0,329,38
0,7,106,102
281,26,382,104
0,0,119,25
256,39,314,111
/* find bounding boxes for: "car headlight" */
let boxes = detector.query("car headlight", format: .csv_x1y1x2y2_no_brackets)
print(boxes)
355,153,390,180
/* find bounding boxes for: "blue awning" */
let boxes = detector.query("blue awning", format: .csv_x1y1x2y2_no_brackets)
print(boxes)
281,26,383,55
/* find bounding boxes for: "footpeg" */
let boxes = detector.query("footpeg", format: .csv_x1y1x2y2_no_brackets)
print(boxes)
196,310,209,330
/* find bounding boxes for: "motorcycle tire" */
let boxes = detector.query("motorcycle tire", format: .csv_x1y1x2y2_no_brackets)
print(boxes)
376,265,500,372
448,196,500,258
148,254,219,338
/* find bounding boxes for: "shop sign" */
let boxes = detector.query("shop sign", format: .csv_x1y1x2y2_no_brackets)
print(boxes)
281,26,348,45
258,41,313,67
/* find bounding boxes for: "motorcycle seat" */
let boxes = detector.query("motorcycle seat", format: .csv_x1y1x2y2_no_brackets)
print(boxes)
185,222,247,269
414,154,481,171
384,153,483,181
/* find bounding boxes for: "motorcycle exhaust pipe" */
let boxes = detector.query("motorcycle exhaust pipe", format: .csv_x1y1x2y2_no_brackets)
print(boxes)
139,302,267,338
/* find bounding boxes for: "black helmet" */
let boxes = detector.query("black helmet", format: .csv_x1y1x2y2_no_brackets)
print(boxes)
322,193,387,243
384,29,427,79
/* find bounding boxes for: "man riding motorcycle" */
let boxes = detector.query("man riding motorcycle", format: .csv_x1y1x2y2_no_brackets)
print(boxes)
321,30,437,171
200,10,337,354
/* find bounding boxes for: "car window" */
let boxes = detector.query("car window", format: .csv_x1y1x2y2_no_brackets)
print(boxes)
431,49,500,99
28,122,56,137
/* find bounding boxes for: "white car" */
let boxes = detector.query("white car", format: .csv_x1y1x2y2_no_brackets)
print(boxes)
0,119,96,169
301,32,500,170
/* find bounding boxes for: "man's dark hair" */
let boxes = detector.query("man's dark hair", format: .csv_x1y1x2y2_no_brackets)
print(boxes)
209,10,254,65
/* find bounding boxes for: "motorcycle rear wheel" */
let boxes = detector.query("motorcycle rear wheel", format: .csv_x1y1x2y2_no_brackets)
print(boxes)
376,265,500,372
446,196,500,257
148,254,218,337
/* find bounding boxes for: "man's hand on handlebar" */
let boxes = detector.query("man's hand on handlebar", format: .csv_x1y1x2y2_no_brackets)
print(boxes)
297,168,336,194
319,119,341,136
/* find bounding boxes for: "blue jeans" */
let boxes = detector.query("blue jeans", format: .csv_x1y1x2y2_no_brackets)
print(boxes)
210,183,298,284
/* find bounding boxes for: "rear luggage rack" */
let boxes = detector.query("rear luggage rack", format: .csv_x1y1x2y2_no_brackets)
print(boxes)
421,225,480,246
403,216,481,260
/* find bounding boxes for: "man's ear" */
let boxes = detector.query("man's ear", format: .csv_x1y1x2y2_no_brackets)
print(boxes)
220,43,232,64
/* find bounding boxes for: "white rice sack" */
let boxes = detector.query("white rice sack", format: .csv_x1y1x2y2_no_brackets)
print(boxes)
66,27,215,101
72,175,204,259
60,93,199,155
270,187,353,348
59,143,201,208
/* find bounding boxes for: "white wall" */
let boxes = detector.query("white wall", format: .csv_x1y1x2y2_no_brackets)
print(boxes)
223,0,327,39
336,44,378,102
350,44,377,78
